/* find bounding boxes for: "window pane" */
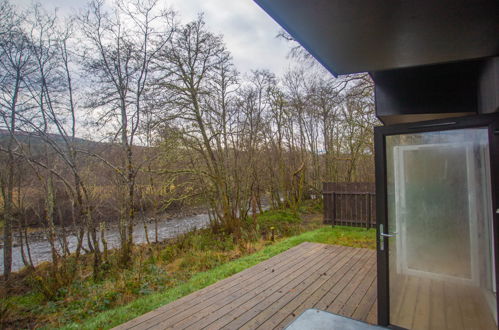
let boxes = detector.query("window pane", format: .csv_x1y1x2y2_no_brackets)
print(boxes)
386,128,496,329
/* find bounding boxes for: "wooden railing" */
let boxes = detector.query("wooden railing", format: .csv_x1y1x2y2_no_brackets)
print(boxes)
323,182,375,228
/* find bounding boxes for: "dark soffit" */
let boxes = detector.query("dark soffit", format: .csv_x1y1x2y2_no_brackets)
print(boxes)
254,0,499,75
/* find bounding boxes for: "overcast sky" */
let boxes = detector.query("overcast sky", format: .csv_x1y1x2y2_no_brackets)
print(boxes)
15,0,296,77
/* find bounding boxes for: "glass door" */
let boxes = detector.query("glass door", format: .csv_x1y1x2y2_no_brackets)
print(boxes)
376,115,499,330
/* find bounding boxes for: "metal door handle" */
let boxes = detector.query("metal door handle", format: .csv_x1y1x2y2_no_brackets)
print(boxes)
379,224,397,251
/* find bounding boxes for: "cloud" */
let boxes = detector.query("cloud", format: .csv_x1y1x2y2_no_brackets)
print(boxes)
14,0,294,77
169,0,292,76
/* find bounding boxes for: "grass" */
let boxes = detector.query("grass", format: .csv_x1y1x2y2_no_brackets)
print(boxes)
63,225,375,329
2,208,309,328
1,201,375,329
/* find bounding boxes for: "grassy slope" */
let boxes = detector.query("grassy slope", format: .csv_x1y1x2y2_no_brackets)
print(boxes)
67,226,375,329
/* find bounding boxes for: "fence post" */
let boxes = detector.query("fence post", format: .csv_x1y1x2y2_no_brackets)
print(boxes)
332,192,336,227
367,193,372,229
323,183,327,224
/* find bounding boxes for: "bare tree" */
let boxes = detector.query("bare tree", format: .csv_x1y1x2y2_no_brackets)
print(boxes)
79,0,175,263
0,0,379,288
0,1,34,281
156,16,241,228
235,70,275,214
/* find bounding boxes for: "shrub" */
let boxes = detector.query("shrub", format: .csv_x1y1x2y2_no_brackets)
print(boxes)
255,209,301,237
0,300,12,327
298,198,323,214
160,245,178,262
179,251,232,273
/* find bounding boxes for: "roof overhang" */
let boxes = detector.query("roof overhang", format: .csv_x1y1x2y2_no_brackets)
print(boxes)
254,0,499,75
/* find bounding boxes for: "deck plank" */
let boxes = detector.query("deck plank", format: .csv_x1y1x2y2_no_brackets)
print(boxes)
215,246,351,330
255,249,368,330
314,249,373,312
457,282,496,330
115,243,377,330
428,279,446,330
340,257,377,318
272,248,371,329
144,244,325,329
444,282,464,330
116,242,318,329
242,247,362,330
116,242,498,330
170,245,340,329
331,250,377,316
366,301,377,324
351,276,377,323
412,277,430,330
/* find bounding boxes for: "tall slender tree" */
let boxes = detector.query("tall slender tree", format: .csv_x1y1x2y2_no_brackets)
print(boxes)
79,0,175,263
0,1,33,281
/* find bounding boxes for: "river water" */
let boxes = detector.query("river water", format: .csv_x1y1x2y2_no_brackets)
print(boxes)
0,213,211,272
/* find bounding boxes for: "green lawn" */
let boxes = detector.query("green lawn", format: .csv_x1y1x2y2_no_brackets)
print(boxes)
66,226,375,329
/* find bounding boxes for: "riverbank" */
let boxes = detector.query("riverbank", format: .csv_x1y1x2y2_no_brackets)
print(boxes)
0,205,209,247
1,202,375,329
0,207,211,272
72,225,376,330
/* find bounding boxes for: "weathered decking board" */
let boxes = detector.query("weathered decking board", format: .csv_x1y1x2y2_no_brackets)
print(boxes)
114,243,377,330
390,273,497,330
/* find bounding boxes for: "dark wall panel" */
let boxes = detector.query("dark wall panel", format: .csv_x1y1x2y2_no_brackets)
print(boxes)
479,57,499,114
373,60,484,124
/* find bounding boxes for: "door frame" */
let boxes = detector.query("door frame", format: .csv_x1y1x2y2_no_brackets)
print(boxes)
375,113,499,328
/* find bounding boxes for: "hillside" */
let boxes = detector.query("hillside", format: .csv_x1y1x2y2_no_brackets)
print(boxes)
0,129,104,150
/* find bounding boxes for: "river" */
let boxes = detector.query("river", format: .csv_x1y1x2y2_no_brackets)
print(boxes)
0,213,211,272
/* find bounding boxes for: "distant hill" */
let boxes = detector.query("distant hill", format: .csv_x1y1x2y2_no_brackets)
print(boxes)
0,129,106,152
0,129,150,154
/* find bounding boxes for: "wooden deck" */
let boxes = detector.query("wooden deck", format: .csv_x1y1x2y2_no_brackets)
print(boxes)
390,274,497,330
115,242,377,330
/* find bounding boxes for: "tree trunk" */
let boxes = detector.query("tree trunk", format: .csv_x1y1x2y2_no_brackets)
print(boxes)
45,176,59,267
